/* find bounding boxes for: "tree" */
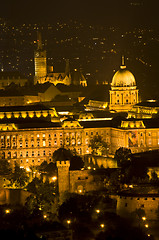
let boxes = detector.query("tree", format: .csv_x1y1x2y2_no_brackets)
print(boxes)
26,177,56,214
89,135,109,156
0,159,12,176
114,147,131,168
9,163,29,188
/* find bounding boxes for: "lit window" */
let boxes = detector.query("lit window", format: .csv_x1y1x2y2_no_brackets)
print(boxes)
7,136,10,139
37,134,40,138
60,132,62,137
43,134,45,138
43,141,46,147
26,159,29,163
72,139,75,145
54,140,57,145
1,136,4,140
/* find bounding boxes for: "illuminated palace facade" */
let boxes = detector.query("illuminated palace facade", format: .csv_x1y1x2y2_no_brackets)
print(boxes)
0,111,159,170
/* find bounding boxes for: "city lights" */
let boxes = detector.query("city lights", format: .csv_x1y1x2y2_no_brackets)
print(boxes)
100,224,105,228
5,209,11,214
96,209,100,213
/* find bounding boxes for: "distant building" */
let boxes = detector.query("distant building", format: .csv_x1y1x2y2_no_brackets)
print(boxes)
0,71,28,89
128,99,159,118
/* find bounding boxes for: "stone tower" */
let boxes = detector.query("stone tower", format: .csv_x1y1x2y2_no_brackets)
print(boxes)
55,148,71,203
56,160,70,204
34,31,47,84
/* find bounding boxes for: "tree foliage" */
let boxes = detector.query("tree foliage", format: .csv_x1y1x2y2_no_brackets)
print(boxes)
89,135,109,156
9,163,29,188
26,177,56,213
0,159,12,176
114,147,131,168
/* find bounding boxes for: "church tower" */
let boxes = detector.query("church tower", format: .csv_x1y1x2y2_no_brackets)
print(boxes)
34,32,47,84
109,57,139,112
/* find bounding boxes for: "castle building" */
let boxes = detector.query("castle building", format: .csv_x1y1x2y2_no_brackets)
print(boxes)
109,58,139,112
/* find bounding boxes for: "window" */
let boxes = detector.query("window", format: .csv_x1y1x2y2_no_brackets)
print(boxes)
32,159,34,163
60,140,63,146
26,151,28,157
49,134,51,138
54,133,56,137
37,134,40,138
91,132,93,135
43,150,46,156
49,141,51,146
140,132,143,136
20,152,23,157
54,140,57,145
31,142,34,147
148,132,151,136
38,151,40,156
26,159,29,163
32,151,34,156
37,141,40,147
60,132,62,137
43,141,46,147
1,136,4,140
72,139,75,145
49,151,51,156
25,142,28,148
43,134,45,138
86,132,88,136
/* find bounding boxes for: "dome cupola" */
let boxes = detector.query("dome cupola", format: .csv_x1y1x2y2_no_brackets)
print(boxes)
111,57,136,87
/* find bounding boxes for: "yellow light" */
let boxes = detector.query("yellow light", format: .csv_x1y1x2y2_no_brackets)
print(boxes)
145,224,149,228
142,217,146,221
43,215,47,219
67,220,71,224
96,209,100,213
87,166,91,170
52,176,57,181
147,234,150,237
79,189,82,193
100,224,104,228
5,209,11,214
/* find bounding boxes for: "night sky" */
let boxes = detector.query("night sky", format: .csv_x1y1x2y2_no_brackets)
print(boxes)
0,0,159,27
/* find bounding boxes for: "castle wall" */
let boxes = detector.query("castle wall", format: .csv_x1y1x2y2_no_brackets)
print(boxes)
116,195,159,220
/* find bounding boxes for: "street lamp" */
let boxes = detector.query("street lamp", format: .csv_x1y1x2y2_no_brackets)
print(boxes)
100,224,105,228
142,216,146,221
96,209,100,213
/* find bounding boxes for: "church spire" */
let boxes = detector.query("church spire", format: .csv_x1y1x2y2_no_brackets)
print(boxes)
37,31,42,50
120,55,126,69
